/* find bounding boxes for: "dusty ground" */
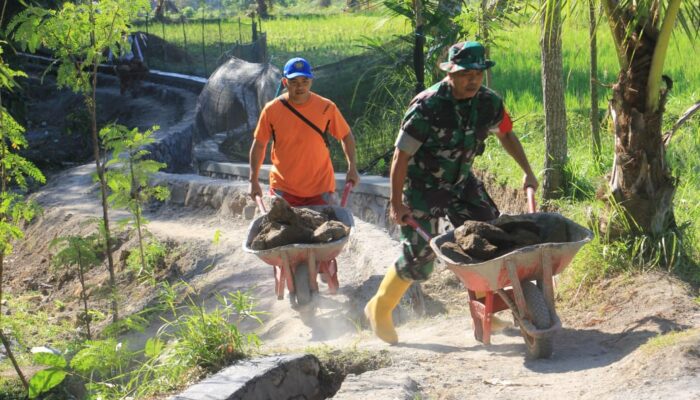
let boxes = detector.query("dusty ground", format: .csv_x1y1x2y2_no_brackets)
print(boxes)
3,162,699,399
3,74,700,398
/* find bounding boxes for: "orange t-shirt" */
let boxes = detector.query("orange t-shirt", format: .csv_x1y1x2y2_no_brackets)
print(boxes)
253,93,350,197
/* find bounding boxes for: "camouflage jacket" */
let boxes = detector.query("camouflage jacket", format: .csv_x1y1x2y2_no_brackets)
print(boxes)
395,80,507,204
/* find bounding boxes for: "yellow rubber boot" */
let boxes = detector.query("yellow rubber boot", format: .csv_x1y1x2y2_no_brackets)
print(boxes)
364,267,412,344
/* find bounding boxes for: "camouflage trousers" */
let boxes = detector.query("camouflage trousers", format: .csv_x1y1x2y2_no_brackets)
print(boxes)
395,175,499,281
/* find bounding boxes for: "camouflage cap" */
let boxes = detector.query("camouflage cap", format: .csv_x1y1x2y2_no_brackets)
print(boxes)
439,41,495,72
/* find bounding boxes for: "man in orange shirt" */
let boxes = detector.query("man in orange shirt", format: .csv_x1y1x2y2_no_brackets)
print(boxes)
249,57,359,205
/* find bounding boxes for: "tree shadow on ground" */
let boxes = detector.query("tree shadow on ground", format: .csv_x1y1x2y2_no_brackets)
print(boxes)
506,315,688,372
384,316,690,374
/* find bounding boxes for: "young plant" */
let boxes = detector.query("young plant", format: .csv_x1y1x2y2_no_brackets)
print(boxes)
126,237,167,283
0,44,45,391
28,339,134,399
27,347,67,399
100,124,170,277
50,233,102,339
154,282,264,373
9,0,150,323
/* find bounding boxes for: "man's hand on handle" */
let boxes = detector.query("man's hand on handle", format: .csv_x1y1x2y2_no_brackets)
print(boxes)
523,172,538,192
346,166,360,187
249,180,263,200
390,201,412,226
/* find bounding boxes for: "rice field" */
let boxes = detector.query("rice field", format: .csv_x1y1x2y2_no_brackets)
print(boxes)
132,12,411,76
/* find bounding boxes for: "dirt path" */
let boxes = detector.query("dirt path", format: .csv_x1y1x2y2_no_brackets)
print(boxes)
7,165,700,399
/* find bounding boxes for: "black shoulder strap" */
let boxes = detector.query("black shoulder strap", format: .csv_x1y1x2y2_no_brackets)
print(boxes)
279,97,331,148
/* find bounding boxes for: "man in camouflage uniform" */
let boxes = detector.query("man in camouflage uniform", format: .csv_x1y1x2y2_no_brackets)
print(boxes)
365,41,538,344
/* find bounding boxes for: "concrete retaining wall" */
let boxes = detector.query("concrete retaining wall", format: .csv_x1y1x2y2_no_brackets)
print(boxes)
169,354,322,400
198,161,396,235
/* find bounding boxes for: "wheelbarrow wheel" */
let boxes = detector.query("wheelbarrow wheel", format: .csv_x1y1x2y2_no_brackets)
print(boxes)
520,280,553,359
291,263,314,309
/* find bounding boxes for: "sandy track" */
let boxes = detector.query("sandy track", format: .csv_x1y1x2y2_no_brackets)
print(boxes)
7,164,700,399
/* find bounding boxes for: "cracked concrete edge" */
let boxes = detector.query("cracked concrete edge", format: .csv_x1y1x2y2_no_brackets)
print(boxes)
331,369,420,400
169,354,322,400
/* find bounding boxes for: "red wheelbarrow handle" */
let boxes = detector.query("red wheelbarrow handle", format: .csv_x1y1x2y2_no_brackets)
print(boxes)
255,194,267,214
526,186,537,213
255,181,353,214
340,181,354,208
403,216,432,243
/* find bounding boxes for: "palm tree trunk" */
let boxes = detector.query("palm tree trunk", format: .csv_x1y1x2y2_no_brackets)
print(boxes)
540,0,567,199
606,19,676,236
608,74,676,236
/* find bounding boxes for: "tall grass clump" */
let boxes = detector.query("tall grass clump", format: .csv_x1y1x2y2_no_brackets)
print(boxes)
328,41,417,174
19,282,263,399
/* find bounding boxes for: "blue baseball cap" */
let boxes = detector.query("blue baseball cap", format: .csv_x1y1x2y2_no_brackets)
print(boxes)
283,57,314,79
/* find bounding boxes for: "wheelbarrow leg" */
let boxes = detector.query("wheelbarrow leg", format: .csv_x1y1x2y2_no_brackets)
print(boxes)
483,291,495,345
307,250,320,293
467,289,495,345
467,289,485,343
327,259,339,294
281,252,296,306
274,266,285,300
318,260,340,295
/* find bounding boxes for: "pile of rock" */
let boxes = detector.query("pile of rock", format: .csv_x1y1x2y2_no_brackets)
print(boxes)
249,197,350,250
439,215,568,264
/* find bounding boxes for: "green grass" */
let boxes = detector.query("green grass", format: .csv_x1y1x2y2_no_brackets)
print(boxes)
0,294,77,369
0,294,77,398
133,11,411,76
0,378,26,399
640,328,700,355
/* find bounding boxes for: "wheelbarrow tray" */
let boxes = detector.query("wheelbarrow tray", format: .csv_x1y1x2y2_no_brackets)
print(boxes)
430,212,593,293
242,205,355,268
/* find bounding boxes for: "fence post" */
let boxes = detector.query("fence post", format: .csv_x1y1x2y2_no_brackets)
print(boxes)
145,12,149,36
252,18,257,42
238,17,242,43
161,18,167,63
218,17,223,58
180,16,189,73
201,15,207,76
260,32,267,63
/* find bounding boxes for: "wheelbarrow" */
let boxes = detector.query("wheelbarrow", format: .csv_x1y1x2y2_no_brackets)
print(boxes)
407,188,593,358
242,182,355,309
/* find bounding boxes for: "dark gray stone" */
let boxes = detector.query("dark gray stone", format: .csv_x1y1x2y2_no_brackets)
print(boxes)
169,354,322,400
